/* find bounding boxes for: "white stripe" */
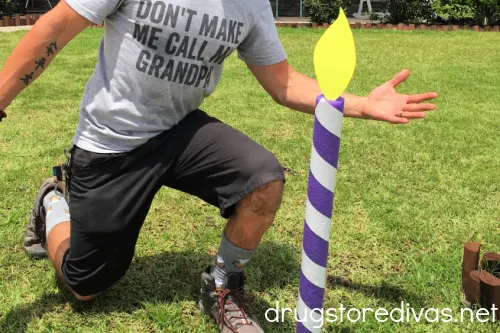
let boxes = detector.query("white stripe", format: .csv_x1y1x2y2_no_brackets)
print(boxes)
297,295,323,332
305,200,332,242
300,249,327,288
315,98,343,139
310,145,338,192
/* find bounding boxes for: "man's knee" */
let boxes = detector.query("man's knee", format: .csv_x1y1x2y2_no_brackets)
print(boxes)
73,292,98,302
62,245,134,300
238,180,284,217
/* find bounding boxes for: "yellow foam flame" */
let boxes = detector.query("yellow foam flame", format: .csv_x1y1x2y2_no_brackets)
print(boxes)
314,9,356,101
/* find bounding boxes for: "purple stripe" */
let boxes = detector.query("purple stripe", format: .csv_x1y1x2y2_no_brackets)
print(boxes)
307,172,334,218
313,119,341,169
303,221,330,267
296,322,311,333
299,269,325,310
315,95,345,112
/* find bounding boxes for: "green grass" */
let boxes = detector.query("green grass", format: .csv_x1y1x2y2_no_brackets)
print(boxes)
1,28,500,332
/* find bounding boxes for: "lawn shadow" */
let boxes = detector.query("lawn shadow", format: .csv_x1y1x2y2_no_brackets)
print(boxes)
1,241,428,332
0,242,298,332
327,275,427,308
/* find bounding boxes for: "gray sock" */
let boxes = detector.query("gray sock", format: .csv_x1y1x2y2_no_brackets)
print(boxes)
43,190,70,237
211,233,256,288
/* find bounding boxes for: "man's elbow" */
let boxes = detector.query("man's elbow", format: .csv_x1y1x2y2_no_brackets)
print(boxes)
271,89,288,107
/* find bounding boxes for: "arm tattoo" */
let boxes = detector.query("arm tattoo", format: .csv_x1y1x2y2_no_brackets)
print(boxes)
46,42,58,56
35,57,47,70
20,41,57,87
20,72,34,86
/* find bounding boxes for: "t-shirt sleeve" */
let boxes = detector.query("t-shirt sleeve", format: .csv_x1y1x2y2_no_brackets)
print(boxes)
65,0,123,24
237,3,287,66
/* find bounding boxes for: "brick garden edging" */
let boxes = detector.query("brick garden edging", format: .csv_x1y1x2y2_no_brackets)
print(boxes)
1,13,499,33
462,242,500,317
0,14,40,27
0,14,104,28
277,21,500,32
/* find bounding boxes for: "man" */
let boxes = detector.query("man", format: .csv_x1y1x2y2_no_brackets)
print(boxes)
0,0,438,332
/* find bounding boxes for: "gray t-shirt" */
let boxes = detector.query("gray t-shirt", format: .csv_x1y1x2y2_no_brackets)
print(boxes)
66,0,287,153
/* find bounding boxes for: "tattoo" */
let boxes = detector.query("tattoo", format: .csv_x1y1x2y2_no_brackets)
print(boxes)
46,41,57,56
35,57,47,70
20,72,34,86
21,42,57,87
46,46,54,56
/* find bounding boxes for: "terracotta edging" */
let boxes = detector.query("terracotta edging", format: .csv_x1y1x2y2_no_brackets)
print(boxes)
481,252,500,270
479,271,500,317
276,22,500,32
462,242,481,304
1,14,499,32
462,242,500,312
464,270,481,304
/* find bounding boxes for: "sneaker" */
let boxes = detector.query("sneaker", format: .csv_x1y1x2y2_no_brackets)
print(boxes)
24,177,64,257
199,267,264,333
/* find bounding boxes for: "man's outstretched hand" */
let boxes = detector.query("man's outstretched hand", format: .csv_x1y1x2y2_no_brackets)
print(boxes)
359,69,438,124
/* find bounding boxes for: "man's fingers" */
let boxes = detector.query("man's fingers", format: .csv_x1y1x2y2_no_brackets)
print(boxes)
401,111,426,119
407,92,439,103
390,69,411,87
389,116,409,124
404,103,436,112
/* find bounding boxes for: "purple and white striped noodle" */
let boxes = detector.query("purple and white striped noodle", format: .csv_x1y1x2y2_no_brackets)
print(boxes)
297,96,344,333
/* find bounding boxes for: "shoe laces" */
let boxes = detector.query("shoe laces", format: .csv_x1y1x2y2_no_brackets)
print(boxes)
216,287,252,331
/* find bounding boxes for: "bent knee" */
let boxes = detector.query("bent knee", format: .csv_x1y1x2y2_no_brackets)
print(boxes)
73,292,98,302
238,180,284,217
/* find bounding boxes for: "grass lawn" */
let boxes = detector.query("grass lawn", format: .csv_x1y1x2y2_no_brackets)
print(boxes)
1,27,500,332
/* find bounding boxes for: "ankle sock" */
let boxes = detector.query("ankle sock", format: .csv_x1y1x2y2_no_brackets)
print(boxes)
43,190,70,237
211,233,256,288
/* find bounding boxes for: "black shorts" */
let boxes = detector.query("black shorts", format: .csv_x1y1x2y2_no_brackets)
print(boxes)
61,109,285,296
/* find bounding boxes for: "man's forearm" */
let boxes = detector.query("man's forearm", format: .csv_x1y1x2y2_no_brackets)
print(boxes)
0,3,90,111
0,16,66,110
276,70,365,118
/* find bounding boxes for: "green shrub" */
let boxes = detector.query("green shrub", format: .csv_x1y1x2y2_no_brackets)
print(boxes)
470,0,500,25
303,0,351,24
432,0,500,25
432,1,473,24
0,0,25,18
383,0,436,23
